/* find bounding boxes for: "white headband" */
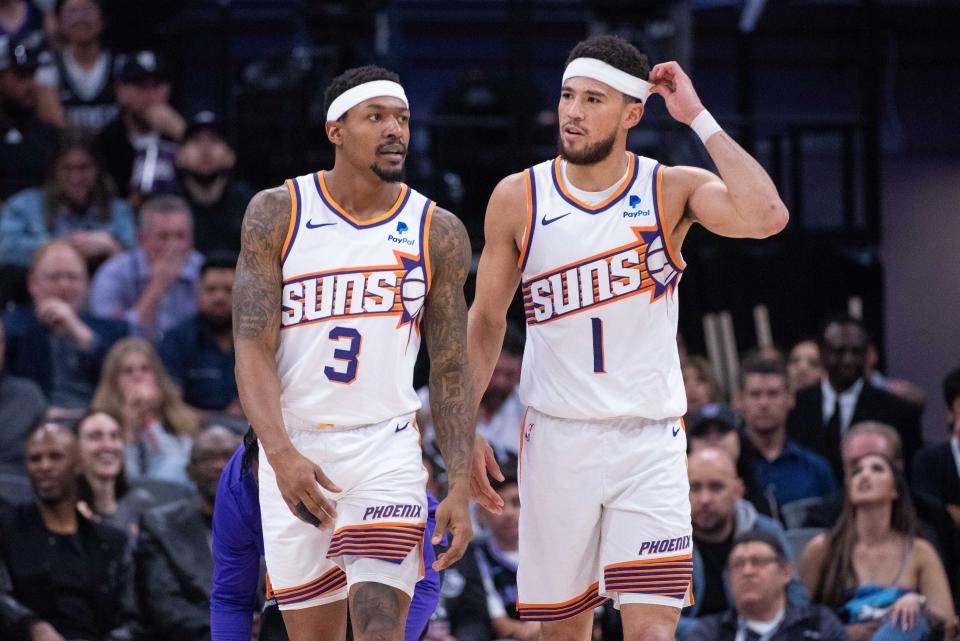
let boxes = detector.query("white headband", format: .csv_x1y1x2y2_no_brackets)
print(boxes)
562,57,653,104
326,80,409,122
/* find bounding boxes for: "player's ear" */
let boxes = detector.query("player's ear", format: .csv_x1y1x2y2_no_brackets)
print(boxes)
325,119,344,147
623,99,644,129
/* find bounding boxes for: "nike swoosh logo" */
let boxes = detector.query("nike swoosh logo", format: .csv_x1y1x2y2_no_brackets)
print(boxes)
672,425,682,437
541,213,572,226
395,422,410,433
306,220,337,229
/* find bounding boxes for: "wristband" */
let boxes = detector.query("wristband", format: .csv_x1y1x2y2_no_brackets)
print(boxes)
690,109,723,144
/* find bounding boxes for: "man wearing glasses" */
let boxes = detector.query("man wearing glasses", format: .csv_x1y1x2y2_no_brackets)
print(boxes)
685,530,847,641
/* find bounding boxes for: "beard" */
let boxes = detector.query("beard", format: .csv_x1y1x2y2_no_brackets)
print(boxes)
558,128,618,165
202,312,232,334
371,163,405,183
181,168,229,186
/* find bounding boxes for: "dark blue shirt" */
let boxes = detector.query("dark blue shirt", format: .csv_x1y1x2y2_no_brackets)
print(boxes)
754,438,836,507
159,315,237,411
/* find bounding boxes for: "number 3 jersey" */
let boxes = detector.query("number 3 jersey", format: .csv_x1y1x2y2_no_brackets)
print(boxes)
518,153,687,421
276,171,436,429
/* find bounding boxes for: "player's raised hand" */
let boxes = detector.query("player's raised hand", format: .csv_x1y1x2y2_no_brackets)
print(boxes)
471,434,505,514
432,484,473,570
270,446,342,529
648,61,706,125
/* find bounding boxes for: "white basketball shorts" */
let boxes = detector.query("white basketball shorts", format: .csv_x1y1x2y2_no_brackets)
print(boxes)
515,407,693,621
259,413,428,610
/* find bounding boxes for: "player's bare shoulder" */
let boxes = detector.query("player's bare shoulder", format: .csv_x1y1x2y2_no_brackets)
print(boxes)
234,185,293,340
485,171,530,248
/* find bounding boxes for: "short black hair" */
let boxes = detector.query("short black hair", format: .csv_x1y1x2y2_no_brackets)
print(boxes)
731,529,788,565
201,250,238,276
739,356,789,390
323,65,401,121
943,366,960,409
241,426,258,473
818,312,868,346
565,35,651,96
56,0,102,16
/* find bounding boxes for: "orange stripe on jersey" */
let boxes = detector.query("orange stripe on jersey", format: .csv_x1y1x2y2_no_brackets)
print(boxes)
317,171,409,227
280,178,300,264
517,169,536,270
605,552,693,569
651,164,687,269
551,153,635,212
516,582,609,621
423,201,435,290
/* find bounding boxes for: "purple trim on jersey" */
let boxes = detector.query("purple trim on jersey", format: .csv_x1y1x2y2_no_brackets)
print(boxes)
519,168,537,273
281,178,303,266
550,156,640,215
313,172,412,229
211,445,441,641
591,317,605,373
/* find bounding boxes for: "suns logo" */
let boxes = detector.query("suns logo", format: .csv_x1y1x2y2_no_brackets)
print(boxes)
522,227,681,325
280,251,428,331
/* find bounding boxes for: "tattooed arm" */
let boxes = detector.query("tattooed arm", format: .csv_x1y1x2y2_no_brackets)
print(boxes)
234,186,340,527
423,207,475,570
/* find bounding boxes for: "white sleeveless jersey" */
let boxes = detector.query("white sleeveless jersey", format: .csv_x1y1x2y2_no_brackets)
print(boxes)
276,171,435,429
518,153,687,420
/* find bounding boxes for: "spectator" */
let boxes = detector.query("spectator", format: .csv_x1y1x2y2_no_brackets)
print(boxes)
787,314,923,482
686,530,848,641
90,194,203,340
0,129,135,269
75,409,156,541
96,50,183,202
680,447,807,636
159,251,240,418
33,0,118,132
911,366,960,605
687,403,775,517
740,357,835,508
787,338,822,392
683,355,722,416
3,239,126,415
0,315,46,470
137,423,239,641
798,453,957,641
0,30,59,203
176,111,253,255
0,423,141,641
0,0,43,39
92,337,197,485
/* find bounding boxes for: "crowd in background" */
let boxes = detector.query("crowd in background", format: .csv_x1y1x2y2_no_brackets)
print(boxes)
1,1,959,641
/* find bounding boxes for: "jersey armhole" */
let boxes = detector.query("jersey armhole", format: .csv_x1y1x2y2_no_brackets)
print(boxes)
280,178,301,266
420,200,437,290
651,163,687,271
517,168,538,272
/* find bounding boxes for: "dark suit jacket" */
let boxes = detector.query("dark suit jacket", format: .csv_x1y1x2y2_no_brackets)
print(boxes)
2,304,127,399
787,379,923,481
911,441,960,604
0,503,141,641
137,498,212,641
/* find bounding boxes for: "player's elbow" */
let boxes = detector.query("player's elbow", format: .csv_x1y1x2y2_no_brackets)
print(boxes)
755,201,789,238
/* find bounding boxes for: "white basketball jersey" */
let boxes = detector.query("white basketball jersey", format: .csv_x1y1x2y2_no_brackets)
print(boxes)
518,153,687,420
276,171,434,429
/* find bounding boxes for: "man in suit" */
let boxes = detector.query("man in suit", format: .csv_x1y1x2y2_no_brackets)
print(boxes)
787,313,922,481
136,423,240,641
911,366,960,605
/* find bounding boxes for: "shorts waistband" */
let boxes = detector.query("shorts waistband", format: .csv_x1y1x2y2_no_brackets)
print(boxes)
281,410,417,433
527,406,680,430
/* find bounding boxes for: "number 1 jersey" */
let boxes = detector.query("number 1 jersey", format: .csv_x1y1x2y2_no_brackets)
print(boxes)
518,153,687,421
276,171,435,429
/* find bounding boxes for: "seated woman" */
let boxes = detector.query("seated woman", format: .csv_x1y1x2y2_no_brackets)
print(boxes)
74,409,156,541
682,354,723,417
0,130,135,269
91,338,197,486
798,453,957,641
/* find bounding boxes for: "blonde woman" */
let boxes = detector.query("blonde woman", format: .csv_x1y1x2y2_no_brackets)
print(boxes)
92,337,197,485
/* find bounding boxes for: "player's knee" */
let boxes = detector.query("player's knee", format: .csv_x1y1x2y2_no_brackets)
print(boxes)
541,613,592,641
350,583,407,641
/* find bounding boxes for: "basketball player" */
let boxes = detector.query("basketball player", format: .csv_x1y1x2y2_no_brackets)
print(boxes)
467,36,789,641
234,66,475,641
